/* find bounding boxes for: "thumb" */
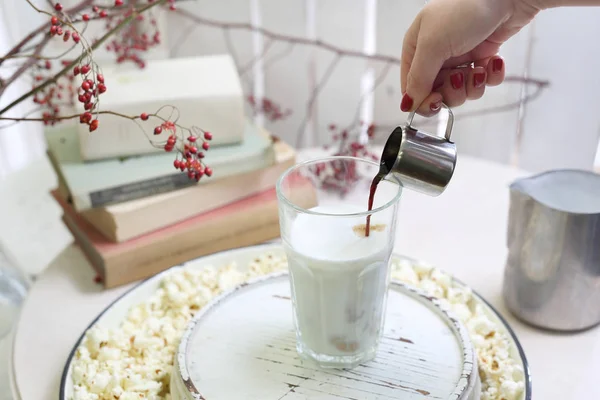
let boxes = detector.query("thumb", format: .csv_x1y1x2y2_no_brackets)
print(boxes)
401,40,446,113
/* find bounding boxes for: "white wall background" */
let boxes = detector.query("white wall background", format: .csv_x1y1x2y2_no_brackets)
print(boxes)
1,0,600,177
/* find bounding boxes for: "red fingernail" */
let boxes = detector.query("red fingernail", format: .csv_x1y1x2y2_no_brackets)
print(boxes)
473,72,486,88
450,72,464,90
430,100,442,112
400,93,413,112
492,58,503,73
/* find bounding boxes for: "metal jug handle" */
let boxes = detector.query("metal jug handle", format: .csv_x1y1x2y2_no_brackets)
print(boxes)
406,103,454,142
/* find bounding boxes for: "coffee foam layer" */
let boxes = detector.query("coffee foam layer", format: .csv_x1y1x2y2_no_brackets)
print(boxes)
289,205,389,263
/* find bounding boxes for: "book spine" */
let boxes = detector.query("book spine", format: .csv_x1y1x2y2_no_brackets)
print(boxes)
78,173,197,210
105,220,281,288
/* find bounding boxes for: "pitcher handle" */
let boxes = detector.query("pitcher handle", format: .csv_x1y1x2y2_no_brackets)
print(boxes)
407,103,454,142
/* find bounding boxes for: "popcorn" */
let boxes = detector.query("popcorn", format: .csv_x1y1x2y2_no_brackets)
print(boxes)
391,258,525,400
71,252,524,400
391,260,419,285
71,253,288,400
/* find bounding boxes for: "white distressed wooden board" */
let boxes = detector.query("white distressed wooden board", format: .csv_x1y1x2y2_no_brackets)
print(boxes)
174,273,480,400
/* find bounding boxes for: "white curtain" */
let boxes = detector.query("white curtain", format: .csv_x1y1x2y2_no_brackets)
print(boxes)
0,0,47,179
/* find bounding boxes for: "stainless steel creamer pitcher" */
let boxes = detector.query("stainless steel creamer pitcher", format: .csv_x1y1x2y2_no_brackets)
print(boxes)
502,169,600,331
379,103,457,196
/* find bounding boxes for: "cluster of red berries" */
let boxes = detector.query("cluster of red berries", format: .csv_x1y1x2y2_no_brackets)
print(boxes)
49,7,80,43
73,65,105,131
310,122,380,195
310,158,360,196
103,5,165,69
140,113,214,182
166,0,178,11
328,122,376,142
247,96,292,122
31,59,78,126
173,131,214,182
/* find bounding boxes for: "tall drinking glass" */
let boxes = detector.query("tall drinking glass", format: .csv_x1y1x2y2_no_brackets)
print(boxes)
276,156,402,369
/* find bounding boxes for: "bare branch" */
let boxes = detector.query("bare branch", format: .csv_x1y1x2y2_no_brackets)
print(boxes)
295,54,342,148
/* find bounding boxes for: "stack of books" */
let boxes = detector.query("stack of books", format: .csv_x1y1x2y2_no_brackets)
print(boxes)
46,55,315,288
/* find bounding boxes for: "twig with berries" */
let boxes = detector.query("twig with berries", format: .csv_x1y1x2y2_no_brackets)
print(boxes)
0,0,174,132
140,107,215,182
176,8,551,147
309,122,380,196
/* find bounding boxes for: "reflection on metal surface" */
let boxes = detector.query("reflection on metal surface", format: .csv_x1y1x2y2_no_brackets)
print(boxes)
503,169,600,331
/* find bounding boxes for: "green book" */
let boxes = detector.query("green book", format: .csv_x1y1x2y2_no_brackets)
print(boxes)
47,120,275,211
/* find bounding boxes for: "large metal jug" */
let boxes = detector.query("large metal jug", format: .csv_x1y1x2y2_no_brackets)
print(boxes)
502,169,600,331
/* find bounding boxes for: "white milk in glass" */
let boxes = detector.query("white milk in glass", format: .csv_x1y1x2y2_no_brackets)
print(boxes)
284,204,393,365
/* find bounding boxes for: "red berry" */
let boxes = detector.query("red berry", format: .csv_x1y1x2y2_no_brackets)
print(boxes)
187,136,197,143
140,112,149,121
115,0,123,5
56,27,63,36
197,152,205,159
89,119,99,132
50,25,58,35
179,164,186,172
63,31,70,42
78,94,86,103
82,112,92,123
164,144,173,152
99,10,107,18
190,146,197,154
54,3,63,11
73,66,80,75
97,83,107,94
202,142,210,151
81,81,91,91
92,5,99,12
167,137,176,146
154,126,162,135
97,74,104,83
205,167,213,177
51,16,59,25
72,32,80,43
187,171,195,179
81,65,90,74
173,160,180,169
169,4,176,10
84,102,93,110
82,14,90,21
203,131,212,140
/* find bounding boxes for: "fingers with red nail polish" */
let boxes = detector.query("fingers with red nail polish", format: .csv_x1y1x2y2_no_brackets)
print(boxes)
486,56,505,86
436,68,467,109
450,71,464,90
415,92,444,117
400,93,414,112
467,67,487,100
430,100,442,112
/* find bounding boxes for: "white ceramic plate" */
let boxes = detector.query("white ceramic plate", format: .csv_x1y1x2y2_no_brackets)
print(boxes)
59,243,532,400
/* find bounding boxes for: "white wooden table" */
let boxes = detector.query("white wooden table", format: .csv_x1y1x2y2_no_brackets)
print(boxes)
6,152,600,400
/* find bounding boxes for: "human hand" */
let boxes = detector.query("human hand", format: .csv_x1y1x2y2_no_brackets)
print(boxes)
400,0,541,116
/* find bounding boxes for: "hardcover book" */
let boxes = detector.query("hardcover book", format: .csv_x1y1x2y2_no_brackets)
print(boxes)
46,119,275,211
